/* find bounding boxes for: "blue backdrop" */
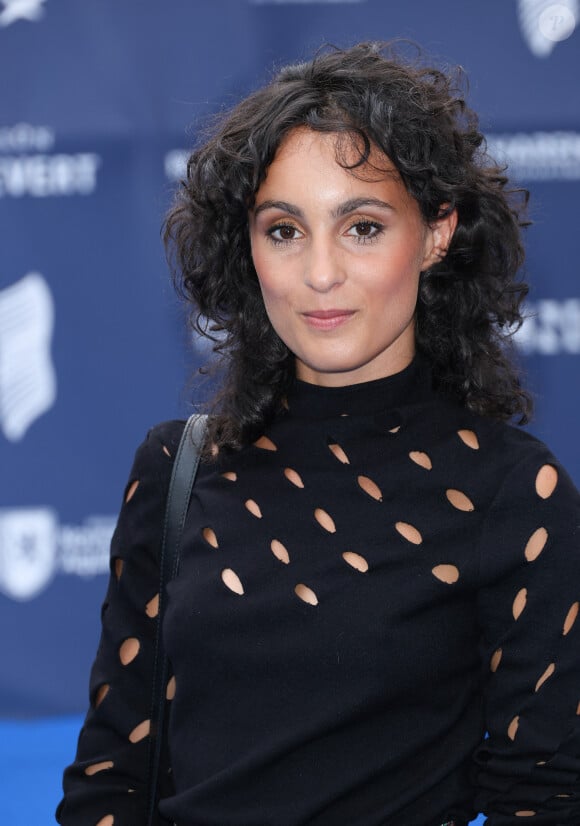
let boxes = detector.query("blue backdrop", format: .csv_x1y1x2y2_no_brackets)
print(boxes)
0,0,578,729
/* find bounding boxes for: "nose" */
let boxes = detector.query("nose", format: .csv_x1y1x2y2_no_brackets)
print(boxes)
303,234,346,293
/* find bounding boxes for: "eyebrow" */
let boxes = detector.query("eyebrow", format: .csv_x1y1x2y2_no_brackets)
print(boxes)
333,197,396,217
252,197,396,219
253,200,302,218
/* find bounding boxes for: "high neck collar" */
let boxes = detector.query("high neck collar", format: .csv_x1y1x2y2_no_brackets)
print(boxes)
286,356,433,420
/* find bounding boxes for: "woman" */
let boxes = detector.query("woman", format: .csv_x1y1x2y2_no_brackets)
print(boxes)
57,43,580,825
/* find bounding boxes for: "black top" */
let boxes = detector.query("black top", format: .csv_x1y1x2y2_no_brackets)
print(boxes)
57,358,580,826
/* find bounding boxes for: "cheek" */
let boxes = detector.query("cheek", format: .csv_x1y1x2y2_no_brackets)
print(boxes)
253,271,299,349
367,252,421,302
253,265,290,335
255,272,284,312
253,250,294,310
251,243,277,296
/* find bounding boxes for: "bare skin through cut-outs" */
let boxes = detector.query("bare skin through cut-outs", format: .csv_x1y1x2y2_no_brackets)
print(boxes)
284,467,304,488
357,475,383,501
508,715,520,741
432,564,460,584
314,508,336,533
119,638,140,665
271,539,290,564
563,602,579,635
395,521,422,545
490,649,502,672
446,489,475,512
457,429,479,449
245,499,263,518
222,568,244,595
327,442,350,464
94,683,109,707
254,435,277,451
295,583,318,605
145,593,159,618
512,588,527,621
342,551,369,572
85,761,113,776
124,480,139,503
202,527,219,548
129,719,150,743
524,527,548,562
535,464,558,499
166,676,176,700
535,663,555,692
409,451,432,470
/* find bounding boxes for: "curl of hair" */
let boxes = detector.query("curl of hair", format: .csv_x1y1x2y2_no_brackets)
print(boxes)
164,41,532,452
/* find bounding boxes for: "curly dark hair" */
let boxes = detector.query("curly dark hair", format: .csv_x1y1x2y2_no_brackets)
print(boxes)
164,41,531,451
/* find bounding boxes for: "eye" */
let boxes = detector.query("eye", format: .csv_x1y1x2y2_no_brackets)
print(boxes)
267,224,303,244
346,220,384,242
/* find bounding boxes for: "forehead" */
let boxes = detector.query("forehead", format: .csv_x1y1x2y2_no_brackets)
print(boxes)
256,126,416,214
272,126,396,178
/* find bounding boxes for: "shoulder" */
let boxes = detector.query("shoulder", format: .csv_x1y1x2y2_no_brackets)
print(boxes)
143,419,188,454
427,392,571,480
466,413,574,494
474,419,580,528
129,420,187,478
110,420,188,561
119,419,188,516
414,394,579,526
459,413,580,581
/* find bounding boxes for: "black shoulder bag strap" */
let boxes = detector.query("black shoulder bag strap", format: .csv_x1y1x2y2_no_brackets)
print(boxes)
146,413,208,826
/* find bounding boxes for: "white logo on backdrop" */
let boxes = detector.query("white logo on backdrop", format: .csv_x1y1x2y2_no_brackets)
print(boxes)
0,273,56,441
0,123,54,153
518,0,578,56
164,149,189,182
0,509,114,601
487,132,580,181
515,299,580,355
0,152,101,198
0,509,57,600
0,123,101,198
0,0,46,27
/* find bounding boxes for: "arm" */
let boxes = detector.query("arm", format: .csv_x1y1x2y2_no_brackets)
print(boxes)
56,420,185,825
474,447,580,824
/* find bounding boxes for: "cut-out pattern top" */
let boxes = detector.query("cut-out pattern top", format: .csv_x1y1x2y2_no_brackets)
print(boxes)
57,357,580,826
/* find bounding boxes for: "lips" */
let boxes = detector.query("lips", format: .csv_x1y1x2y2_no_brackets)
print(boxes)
301,309,355,330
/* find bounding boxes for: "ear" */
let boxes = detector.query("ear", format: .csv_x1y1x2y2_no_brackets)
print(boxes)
421,207,458,271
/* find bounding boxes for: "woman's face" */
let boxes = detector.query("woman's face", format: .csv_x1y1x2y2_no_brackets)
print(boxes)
249,127,456,387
